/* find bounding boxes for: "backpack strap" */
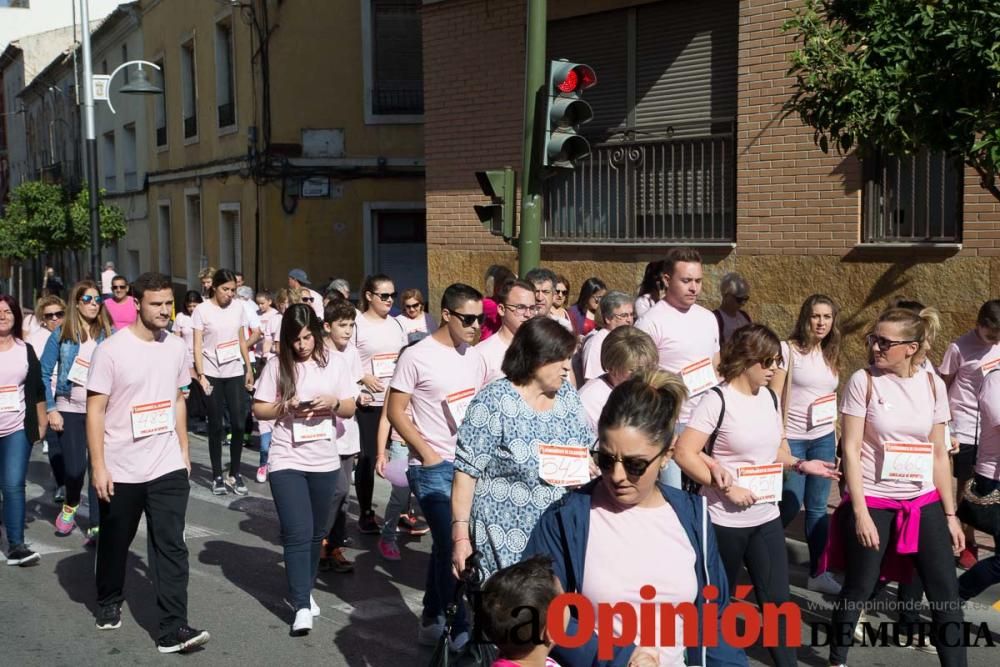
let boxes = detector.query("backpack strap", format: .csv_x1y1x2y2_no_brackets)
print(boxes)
703,386,726,458
865,367,873,406
765,386,779,411
780,341,794,428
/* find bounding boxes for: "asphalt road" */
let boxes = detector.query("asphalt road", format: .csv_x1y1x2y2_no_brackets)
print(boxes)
2,434,999,666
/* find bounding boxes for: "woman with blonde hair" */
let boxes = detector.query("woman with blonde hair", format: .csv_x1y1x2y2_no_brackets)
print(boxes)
40,280,113,541
577,326,659,431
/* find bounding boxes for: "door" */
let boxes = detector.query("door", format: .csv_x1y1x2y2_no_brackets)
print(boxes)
373,209,427,300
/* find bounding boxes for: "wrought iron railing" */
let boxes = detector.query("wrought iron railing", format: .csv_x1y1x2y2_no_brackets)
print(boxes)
371,84,423,115
544,130,736,244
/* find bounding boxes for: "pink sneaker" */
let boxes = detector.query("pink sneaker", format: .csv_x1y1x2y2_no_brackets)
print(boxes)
255,465,267,483
378,538,401,561
55,504,78,535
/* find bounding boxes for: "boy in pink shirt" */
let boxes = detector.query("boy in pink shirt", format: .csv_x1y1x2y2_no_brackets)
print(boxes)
86,272,210,654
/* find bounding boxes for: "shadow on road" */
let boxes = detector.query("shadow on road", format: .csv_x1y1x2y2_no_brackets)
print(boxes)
197,539,290,624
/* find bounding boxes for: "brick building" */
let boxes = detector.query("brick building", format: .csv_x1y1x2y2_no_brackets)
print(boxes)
422,0,1000,365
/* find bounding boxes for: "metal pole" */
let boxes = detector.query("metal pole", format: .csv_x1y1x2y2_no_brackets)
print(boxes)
79,0,100,281
518,0,546,276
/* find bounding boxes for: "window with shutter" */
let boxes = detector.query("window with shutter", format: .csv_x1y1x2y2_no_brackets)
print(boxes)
371,0,423,116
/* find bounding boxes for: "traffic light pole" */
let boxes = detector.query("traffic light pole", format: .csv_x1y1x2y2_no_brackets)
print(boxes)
79,0,101,281
518,0,546,277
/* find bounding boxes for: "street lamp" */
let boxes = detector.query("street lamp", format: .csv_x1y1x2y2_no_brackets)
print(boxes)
78,0,162,281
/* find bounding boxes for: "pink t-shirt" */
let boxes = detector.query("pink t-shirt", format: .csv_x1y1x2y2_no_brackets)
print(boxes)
330,341,364,456
976,369,1000,480
389,335,487,462
580,328,609,382
634,294,656,319
395,312,435,338
354,312,407,405
191,299,248,378
939,330,1000,444
583,485,697,666
86,328,189,483
476,331,510,384
687,385,783,528
578,375,613,432
0,340,29,437
173,313,196,369
840,367,950,500
254,353,354,473
56,339,97,414
778,341,839,440
492,659,560,667
255,309,281,360
635,300,720,423
104,296,138,331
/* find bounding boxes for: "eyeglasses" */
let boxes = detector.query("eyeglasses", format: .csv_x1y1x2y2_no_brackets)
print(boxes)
866,334,915,350
372,292,397,302
112,285,128,291
758,356,781,369
504,303,539,316
301,296,315,303
404,302,422,310
554,289,568,296
735,295,750,304
447,310,485,327
79,295,103,305
594,447,668,477
43,311,65,320
608,311,634,322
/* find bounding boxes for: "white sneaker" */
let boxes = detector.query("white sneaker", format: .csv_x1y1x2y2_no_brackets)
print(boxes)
310,595,320,617
42,441,49,454
417,617,445,646
256,465,267,483
291,608,312,636
808,571,843,595
853,610,867,643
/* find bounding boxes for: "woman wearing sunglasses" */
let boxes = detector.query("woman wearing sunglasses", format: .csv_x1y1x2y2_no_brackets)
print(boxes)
524,370,746,667
711,272,752,344
25,296,67,502
675,324,838,667
548,275,573,333
40,280,113,541
354,273,408,533
568,277,607,338
395,288,437,344
452,317,592,580
823,307,966,667
104,275,137,331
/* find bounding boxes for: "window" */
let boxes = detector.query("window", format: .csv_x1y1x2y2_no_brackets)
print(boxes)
121,44,129,83
101,131,116,190
368,0,423,117
185,192,203,284
214,18,236,129
157,203,172,276
122,123,137,189
862,150,963,244
180,38,198,140
219,205,242,272
154,58,167,147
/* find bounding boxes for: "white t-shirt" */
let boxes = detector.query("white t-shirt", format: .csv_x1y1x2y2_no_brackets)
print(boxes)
976,370,1000,480
330,342,364,456
86,328,189,483
778,341,839,440
353,312,407,406
306,288,324,318
578,375,613,432
254,353,354,473
549,311,574,333
395,313,436,339
476,331,510,384
580,328,609,382
634,294,656,319
191,300,248,378
173,313,196,369
101,268,116,294
840,367,950,500
635,300,720,423
255,309,281,360
389,335,487,462
939,330,1000,444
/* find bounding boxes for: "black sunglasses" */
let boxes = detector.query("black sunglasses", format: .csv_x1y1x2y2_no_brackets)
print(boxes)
301,297,315,303
112,285,128,291
759,356,781,369
372,292,397,301
403,302,422,310
79,295,103,305
554,289,568,296
866,334,915,350
594,446,668,477
44,311,66,320
735,295,750,304
447,310,485,327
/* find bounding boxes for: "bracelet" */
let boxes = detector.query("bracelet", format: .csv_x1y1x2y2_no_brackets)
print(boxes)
944,512,957,517
451,519,470,525
453,537,470,543
793,459,806,474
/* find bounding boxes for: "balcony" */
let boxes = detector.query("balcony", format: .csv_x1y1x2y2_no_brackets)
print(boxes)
371,84,423,116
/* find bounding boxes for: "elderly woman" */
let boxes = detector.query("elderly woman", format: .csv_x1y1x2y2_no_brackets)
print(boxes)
525,370,747,667
451,317,593,579
577,326,658,431
712,272,752,344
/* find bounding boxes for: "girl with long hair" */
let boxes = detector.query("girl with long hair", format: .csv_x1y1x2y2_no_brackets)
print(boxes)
568,277,607,338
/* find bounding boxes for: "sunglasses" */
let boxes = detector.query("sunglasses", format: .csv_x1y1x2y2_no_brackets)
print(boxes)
79,295,103,305
43,311,66,320
759,356,781,369
301,297,315,303
404,302,422,310
372,292,397,302
866,334,915,350
554,289,568,296
112,285,128,291
735,295,750,304
594,446,668,477
447,310,485,327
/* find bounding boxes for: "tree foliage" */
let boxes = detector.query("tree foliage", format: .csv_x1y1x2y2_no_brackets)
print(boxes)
784,0,1000,200
69,185,128,249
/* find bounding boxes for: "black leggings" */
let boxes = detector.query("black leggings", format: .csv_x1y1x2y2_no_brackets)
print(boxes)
205,375,248,479
830,501,966,666
354,406,381,516
714,517,797,667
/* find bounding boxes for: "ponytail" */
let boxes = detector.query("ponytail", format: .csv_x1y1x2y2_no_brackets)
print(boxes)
598,370,688,450
876,306,940,370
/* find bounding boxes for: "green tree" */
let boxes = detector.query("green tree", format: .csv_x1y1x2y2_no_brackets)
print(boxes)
68,184,127,249
0,181,68,261
784,0,1000,200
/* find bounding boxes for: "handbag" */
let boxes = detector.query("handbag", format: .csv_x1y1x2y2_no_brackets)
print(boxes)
957,477,1000,536
428,551,499,667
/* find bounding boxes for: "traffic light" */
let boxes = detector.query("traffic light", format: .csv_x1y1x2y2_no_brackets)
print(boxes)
474,167,515,240
545,60,596,168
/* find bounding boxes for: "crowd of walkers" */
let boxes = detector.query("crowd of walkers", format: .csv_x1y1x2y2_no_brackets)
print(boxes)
1,250,998,667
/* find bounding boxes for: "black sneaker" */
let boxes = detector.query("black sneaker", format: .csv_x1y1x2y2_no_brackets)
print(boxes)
212,476,227,496
54,485,66,503
96,603,122,630
157,625,210,654
232,475,249,496
6,544,40,567
357,512,381,535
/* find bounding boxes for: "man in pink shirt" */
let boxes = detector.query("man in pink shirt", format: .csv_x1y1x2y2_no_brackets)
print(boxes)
388,283,487,651
104,275,138,330
476,279,535,383
288,268,324,319
86,272,210,654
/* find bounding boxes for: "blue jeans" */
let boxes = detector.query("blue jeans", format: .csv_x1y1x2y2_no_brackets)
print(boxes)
269,468,337,610
258,432,272,467
0,430,32,546
779,431,836,575
408,460,467,633
381,442,412,543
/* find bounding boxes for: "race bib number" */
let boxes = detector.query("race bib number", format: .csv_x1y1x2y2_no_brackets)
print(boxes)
0,385,21,412
881,442,934,483
371,353,398,378
67,356,90,386
292,415,334,443
981,358,1000,377
538,444,590,487
809,393,837,427
736,463,783,504
445,388,476,430
681,358,718,397
130,400,175,439
216,339,241,364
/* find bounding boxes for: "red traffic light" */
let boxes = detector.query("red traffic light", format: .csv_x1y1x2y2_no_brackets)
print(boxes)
553,64,596,95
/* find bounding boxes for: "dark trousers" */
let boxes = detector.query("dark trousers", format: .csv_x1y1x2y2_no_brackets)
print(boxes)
959,476,1000,600
355,406,381,516
58,412,98,526
830,501,966,666
327,454,355,545
44,429,65,488
96,468,190,641
269,468,337,609
205,375,248,478
185,376,207,423
714,517,796,667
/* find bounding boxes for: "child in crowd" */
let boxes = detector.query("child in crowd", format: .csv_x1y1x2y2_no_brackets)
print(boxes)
481,556,564,667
